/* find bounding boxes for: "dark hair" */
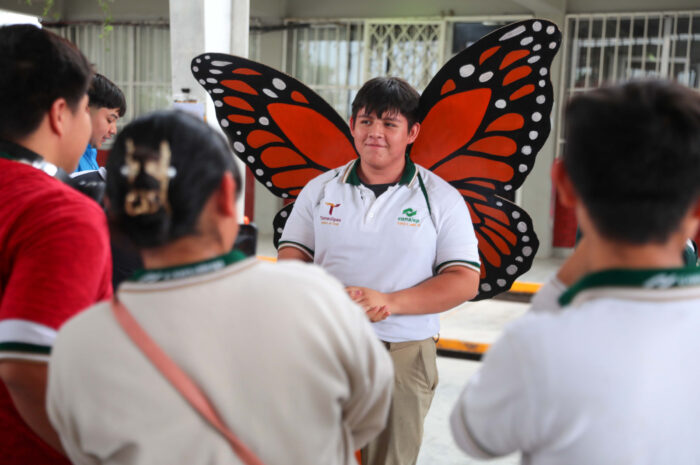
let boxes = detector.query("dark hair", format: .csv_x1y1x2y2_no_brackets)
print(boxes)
106,111,241,249
563,80,700,244
89,73,126,116
351,77,421,129
0,24,92,140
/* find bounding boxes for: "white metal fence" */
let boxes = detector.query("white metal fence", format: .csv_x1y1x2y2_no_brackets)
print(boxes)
556,11,700,153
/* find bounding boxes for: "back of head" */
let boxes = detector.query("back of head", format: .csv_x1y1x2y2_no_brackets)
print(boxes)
0,24,92,140
351,77,420,128
564,80,700,244
106,111,240,249
89,73,126,117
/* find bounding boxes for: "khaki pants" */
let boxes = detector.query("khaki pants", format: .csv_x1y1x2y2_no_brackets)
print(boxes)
361,338,438,465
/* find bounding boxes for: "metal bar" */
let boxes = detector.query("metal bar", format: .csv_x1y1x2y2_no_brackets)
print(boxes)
598,17,607,86
685,12,693,86
612,17,621,81
626,15,634,79
641,15,648,75
584,16,593,89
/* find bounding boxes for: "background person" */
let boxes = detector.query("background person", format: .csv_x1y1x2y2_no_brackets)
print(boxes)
74,72,126,173
0,24,112,464
47,110,393,465
278,77,480,465
451,80,700,464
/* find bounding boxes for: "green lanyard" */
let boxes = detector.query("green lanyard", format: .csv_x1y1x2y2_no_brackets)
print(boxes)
129,249,248,283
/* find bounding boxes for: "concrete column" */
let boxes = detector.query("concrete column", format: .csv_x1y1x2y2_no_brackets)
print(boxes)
169,0,249,219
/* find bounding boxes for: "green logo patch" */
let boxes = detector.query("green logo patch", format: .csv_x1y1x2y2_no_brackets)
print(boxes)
402,208,417,217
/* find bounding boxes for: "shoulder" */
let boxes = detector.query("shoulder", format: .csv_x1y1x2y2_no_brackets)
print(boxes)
304,163,351,190
52,301,114,356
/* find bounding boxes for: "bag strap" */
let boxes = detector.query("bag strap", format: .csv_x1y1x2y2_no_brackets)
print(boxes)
111,299,265,465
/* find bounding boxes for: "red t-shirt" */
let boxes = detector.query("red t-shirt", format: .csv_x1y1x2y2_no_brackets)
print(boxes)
0,158,113,464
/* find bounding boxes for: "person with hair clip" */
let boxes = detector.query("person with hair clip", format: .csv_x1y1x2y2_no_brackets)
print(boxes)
46,110,393,465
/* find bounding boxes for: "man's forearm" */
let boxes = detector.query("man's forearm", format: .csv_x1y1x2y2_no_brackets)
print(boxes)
0,360,65,454
389,266,479,314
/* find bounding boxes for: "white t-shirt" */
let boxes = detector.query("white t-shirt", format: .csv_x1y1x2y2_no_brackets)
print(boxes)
279,158,480,342
48,254,393,465
451,266,700,465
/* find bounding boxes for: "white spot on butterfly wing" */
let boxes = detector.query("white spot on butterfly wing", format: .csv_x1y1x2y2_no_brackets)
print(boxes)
255,169,264,176
512,211,521,219
196,58,201,63
266,181,272,187
506,265,518,275
211,60,232,67
532,112,542,122
497,279,507,287
546,25,556,34
522,146,532,155
206,78,218,84
247,156,255,163
281,193,289,198
523,246,533,256
520,36,534,46
549,41,558,49
500,25,526,41
529,131,538,140
272,78,286,90
263,89,278,98
209,69,222,75
527,55,540,64
504,185,512,191
481,283,492,292
220,119,229,127
192,66,199,72
212,88,224,94
522,235,530,243
495,99,506,109
536,95,546,104
280,210,288,218
198,79,206,85
233,142,245,153
532,21,542,32
519,164,528,172
259,117,270,126
214,101,223,107
460,64,475,78
479,72,494,83
533,44,542,51
517,221,527,232
539,68,548,76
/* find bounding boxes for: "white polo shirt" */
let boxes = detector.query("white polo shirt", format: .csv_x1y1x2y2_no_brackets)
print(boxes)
279,158,480,342
451,266,700,465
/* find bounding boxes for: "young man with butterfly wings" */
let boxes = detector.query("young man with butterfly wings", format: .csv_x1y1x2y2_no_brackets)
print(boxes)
278,77,481,465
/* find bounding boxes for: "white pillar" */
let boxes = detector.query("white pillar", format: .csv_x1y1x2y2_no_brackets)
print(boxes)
169,0,249,219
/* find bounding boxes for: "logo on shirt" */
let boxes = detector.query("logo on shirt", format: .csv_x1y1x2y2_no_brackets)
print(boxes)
325,202,341,215
397,207,421,226
321,202,342,226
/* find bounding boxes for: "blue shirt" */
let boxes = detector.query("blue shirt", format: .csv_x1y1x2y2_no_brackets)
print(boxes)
75,144,99,173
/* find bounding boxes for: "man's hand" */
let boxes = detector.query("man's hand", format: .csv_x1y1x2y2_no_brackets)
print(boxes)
347,287,392,322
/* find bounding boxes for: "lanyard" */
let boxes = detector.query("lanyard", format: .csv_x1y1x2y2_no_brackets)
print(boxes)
128,249,248,283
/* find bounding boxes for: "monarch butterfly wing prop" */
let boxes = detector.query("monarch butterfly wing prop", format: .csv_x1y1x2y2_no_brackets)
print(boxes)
192,54,358,239
272,202,295,248
409,19,561,300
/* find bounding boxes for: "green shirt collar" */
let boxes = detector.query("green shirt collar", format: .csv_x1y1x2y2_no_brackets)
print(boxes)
344,155,417,186
558,266,700,306
128,249,248,283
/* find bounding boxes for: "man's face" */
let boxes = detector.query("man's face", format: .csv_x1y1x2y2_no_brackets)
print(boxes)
89,106,120,148
350,108,420,176
61,94,92,172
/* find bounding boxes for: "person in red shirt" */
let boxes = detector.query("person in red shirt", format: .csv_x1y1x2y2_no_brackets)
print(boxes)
0,24,112,464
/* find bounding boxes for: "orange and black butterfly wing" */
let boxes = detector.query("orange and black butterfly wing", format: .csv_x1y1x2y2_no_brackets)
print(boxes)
191,54,358,245
410,19,561,300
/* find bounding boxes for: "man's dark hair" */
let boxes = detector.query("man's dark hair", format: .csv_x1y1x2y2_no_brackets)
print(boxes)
564,80,700,244
89,73,126,117
351,77,421,129
0,24,92,140
106,111,241,249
